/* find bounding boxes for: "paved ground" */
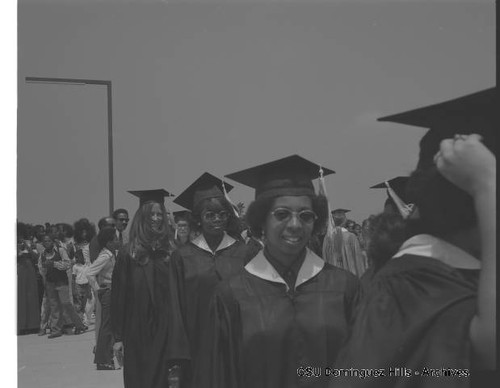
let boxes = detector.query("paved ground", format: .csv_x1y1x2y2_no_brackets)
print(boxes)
18,323,123,388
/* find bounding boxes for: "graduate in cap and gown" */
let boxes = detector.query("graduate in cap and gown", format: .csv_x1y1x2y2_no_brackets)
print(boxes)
358,176,412,286
172,210,194,249
323,208,367,277
333,87,497,387
167,173,259,387
204,155,359,388
370,176,412,216
110,189,178,388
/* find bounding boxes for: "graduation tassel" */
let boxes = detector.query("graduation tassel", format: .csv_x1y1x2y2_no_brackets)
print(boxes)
166,209,177,238
385,181,414,219
318,166,336,265
222,180,240,218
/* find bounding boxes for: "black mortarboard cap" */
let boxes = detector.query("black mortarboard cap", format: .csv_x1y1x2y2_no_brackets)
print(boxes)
173,172,234,211
331,208,351,214
173,210,192,223
128,189,174,206
225,154,335,200
378,87,497,168
370,176,410,203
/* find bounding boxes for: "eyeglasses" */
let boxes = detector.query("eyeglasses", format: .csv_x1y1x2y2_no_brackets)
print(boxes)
202,211,229,222
117,218,129,222
270,208,317,225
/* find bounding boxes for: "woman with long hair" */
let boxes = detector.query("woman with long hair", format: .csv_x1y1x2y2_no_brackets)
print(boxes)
111,189,176,387
167,173,259,387
205,155,359,388
333,87,496,387
73,218,96,324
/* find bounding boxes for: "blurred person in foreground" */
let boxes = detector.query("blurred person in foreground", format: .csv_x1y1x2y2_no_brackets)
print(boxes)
333,87,496,387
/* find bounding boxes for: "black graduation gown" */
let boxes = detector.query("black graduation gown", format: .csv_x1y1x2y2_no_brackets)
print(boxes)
167,237,258,387
207,250,359,388
111,246,176,388
332,254,479,388
17,251,40,333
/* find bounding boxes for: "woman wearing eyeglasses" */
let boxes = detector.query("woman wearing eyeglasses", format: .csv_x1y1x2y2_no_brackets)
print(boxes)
202,155,359,388
167,173,260,388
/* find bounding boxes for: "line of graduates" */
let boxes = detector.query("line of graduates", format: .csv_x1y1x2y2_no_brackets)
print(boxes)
107,86,496,388
18,86,496,387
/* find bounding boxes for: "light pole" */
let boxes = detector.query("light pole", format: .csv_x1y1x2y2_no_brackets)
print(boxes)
25,76,114,214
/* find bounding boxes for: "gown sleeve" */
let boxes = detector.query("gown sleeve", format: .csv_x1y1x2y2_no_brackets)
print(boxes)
110,247,129,342
166,249,191,362
333,256,478,388
207,280,242,388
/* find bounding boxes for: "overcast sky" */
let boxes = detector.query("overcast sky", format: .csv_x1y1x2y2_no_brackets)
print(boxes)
17,0,495,226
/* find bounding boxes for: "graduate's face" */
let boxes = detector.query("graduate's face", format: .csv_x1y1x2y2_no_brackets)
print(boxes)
176,220,190,238
200,198,228,238
264,196,314,257
150,203,164,232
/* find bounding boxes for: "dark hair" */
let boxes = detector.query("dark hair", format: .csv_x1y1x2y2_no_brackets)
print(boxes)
246,194,329,239
127,202,173,264
73,218,96,244
97,227,116,251
368,118,496,270
74,249,85,265
98,217,114,230
58,223,74,239
368,166,478,270
346,219,355,227
17,222,33,240
112,208,129,219
191,197,242,238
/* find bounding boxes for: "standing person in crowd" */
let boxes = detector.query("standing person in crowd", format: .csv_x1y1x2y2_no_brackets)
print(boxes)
73,218,95,265
325,208,366,277
113,208,129,248
90,217,116,264
86,226,119,370
333,87,496,387
73,218,97,325
204,155,359,388
39,234,88,338
37,236,52,336
111,189,176,387
172,210,193,249
32,227,46,313
370,176,411,216
72,250,92,326
353,223,362,238
57,224,76,307
17,225,40,334
89,216,116,350
345,219,356,234
167,173,258,387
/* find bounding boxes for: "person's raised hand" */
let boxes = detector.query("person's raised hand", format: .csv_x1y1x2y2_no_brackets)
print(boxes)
434,134,495,196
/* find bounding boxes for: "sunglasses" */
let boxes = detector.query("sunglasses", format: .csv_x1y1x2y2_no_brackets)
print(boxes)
270,208,317,225
202,211,229,222
117,218,129,222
